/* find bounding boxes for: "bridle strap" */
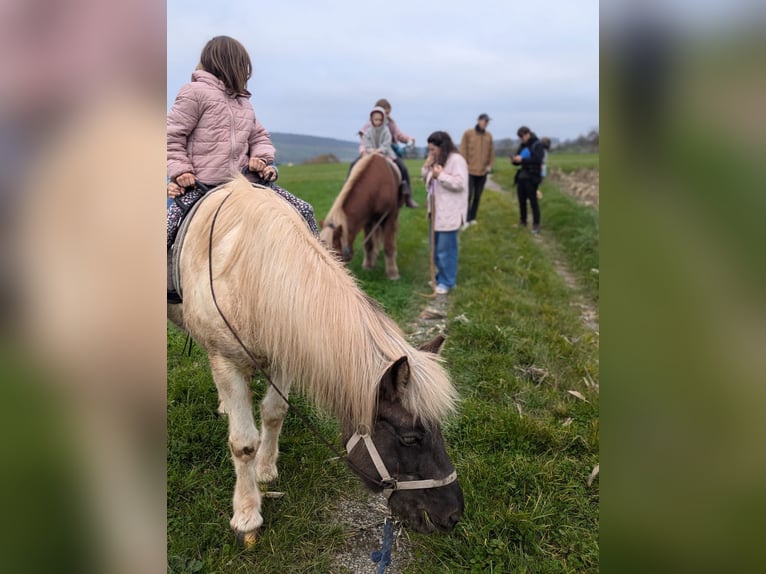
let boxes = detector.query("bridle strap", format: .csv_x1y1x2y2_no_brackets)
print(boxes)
347,432,394,484
346,431,458,499
391,471,458,492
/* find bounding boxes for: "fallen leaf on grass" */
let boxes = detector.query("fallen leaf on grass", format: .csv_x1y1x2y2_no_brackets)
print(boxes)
567,390,589,403
514,403,523,417
514,365,550,384
419,307,446,320
453,313,470,324
582,370,599,392
263,491,285,498
561,417,573,427
586,464,599,487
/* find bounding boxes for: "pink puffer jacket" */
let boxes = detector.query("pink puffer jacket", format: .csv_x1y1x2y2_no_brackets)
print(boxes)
422,152,469,232
167,70,275,184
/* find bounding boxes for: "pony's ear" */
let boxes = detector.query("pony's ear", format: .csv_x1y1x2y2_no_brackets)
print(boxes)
418,335,446,355
379,356,410,401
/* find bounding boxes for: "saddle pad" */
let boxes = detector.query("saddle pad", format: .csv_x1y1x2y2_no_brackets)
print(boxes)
171,182,275,299
385,158,402,186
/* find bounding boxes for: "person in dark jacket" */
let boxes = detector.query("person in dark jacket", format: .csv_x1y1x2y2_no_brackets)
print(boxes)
511,126,544,233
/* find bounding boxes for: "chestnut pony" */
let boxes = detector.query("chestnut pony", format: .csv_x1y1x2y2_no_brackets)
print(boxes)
320,153,402,279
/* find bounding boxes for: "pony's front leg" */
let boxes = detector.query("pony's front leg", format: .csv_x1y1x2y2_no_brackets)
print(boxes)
209,354,263,543
383,217,400,280
255,371,291,483
362,223,378,270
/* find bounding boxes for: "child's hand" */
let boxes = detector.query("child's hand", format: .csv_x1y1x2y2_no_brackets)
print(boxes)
261,165,277,182
176,172,196,188
167,181,184,198
249,157,267,173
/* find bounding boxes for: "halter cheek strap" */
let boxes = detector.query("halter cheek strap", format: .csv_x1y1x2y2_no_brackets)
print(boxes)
346,430,458,499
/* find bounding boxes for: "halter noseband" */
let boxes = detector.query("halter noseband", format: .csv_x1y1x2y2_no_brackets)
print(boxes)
346,428,458,499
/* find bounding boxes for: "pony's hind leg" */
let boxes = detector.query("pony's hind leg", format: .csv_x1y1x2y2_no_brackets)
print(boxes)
209,354,263,542
255,371,292,483
361,222,378,270
383,218,400,280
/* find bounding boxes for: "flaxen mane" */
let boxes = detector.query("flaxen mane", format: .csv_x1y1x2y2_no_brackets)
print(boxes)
184,175,457,428
323,154,375,236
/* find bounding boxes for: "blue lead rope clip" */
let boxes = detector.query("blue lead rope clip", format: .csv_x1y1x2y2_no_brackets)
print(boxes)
370,517,394,573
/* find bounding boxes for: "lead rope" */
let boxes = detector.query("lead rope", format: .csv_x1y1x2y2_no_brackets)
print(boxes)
371,517,394,573
359,209,390,248
207,191,386,489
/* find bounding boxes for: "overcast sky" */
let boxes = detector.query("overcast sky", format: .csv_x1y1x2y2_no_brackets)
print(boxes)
167,0,599,143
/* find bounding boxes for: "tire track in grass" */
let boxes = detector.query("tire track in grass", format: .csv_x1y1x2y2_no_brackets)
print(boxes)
485,176,599,334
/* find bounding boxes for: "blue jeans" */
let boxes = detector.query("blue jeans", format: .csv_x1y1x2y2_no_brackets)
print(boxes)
432,229,459,288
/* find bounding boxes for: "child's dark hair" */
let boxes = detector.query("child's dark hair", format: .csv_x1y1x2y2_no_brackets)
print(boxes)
541,137,551,150
427,131,458,167
199,36,252,97
517,126,531,138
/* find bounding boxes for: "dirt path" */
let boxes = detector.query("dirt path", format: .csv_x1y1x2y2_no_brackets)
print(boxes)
485,176,599,333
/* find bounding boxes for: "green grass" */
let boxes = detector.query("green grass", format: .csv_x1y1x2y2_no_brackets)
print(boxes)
545,153,600,173
168,158,599,572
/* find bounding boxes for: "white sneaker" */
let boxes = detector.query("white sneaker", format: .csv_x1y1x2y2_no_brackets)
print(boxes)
435,284,449,295
470,220,478,226
460,221,471,231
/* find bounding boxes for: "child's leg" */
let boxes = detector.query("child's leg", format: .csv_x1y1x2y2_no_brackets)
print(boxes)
394,157,418,208
167,201,184,247
267,184,319,237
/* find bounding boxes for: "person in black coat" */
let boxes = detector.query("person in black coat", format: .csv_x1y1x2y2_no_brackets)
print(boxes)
511,126,545,233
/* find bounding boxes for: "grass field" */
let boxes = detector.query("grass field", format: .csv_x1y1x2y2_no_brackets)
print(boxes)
168,155,599,573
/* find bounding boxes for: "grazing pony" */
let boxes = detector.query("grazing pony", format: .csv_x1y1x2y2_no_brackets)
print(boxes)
168,176,463,544
320,153,402,279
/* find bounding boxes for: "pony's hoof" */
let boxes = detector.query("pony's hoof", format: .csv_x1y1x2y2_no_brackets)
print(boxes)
387,273,400,281
236,529,258,549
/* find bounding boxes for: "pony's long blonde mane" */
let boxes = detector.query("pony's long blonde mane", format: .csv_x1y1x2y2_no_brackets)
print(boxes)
319,154,378,248
324,153,375,223
185,176,457,429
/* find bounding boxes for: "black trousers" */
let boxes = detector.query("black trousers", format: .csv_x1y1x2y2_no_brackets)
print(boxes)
467,174,487,222
516,176,541,226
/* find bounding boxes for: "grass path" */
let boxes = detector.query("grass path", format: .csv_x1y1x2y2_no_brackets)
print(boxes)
167,157,599,573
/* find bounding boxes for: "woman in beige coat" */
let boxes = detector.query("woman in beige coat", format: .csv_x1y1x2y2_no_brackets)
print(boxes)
421,131,469,294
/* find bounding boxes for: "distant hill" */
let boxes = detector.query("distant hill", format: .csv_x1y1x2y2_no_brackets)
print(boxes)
271,132,359,165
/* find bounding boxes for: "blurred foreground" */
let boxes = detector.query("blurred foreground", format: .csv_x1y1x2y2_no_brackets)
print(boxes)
603,2,766,572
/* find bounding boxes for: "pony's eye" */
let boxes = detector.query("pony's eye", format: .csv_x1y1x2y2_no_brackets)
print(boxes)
400,435,420,446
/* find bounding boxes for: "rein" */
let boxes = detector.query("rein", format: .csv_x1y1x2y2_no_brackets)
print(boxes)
360,210,390,247
206,191,456,496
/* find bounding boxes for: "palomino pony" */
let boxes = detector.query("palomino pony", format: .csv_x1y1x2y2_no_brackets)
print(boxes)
319,153,402,279
168,176,463,544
